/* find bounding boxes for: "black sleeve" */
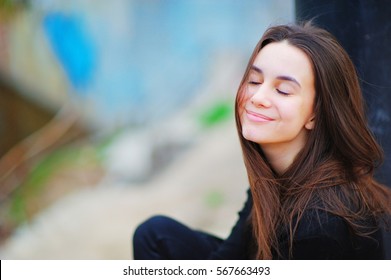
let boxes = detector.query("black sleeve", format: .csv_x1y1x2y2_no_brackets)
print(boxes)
208,189,253,259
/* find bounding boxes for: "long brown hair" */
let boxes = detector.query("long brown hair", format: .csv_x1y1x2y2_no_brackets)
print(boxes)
235,21,391,259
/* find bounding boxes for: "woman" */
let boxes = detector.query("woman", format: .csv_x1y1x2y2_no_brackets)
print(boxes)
132,21,391,259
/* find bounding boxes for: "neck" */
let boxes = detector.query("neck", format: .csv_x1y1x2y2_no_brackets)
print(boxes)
261,135,308,175
262,147,295,174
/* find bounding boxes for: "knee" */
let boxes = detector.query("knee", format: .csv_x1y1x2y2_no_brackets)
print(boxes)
133,215,173,244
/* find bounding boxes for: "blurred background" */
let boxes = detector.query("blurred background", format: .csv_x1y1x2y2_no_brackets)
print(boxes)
0,0,294,259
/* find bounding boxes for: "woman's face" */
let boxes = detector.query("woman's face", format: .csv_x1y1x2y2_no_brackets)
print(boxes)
239,41,316,160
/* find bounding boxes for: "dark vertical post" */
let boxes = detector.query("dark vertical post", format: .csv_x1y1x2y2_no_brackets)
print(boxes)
296,0,391,259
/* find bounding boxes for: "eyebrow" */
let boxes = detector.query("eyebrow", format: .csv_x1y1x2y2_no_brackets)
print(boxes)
250,65,301,88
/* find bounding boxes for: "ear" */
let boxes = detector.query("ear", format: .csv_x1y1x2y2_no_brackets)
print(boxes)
305,115,315,130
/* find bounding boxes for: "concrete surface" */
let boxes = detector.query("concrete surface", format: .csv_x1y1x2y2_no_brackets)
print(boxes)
0,121,248,259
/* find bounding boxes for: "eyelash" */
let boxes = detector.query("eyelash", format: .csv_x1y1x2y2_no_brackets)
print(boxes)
276,89,290,95
248,81,290,96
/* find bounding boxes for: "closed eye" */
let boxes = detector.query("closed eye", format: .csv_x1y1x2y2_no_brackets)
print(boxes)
276,89,290,95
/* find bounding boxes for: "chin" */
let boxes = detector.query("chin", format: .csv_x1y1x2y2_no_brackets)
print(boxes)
241,127,260,143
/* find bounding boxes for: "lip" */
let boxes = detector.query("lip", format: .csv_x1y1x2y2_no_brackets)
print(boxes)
245,109,274,122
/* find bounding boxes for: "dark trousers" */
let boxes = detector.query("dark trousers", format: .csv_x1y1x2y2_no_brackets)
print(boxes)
133,215,223,259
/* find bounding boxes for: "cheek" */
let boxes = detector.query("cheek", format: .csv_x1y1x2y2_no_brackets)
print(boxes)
237,96,249,119
278,100,309,124
297,100,315,125
236,88,250,108
241,121,256,141
277,104,296,121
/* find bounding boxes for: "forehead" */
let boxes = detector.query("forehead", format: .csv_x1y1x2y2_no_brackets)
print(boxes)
252,41,314,83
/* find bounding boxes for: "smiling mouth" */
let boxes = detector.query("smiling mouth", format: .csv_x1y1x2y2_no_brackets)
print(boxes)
245,109,274,122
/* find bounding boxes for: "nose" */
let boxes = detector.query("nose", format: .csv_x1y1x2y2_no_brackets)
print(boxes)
250,85,272,108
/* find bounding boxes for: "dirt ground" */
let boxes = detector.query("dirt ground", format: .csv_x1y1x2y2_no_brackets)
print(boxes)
0,121,249,259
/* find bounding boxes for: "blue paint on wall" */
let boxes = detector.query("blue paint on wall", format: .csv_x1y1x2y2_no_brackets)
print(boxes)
39,0,292,127
43,13,96,90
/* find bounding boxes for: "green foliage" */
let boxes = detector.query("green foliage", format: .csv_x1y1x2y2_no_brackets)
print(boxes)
0,0,29,11
198,99,233,128
204,189,224,208
9,148,74,222
8,145,100,223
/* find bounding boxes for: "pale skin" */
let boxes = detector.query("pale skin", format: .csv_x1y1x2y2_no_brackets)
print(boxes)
240,40,316,174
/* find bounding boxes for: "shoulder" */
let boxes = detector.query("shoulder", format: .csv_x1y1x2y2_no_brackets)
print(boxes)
281,208,384,259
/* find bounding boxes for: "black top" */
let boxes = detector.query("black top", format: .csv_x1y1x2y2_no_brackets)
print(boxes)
209,189,386,259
